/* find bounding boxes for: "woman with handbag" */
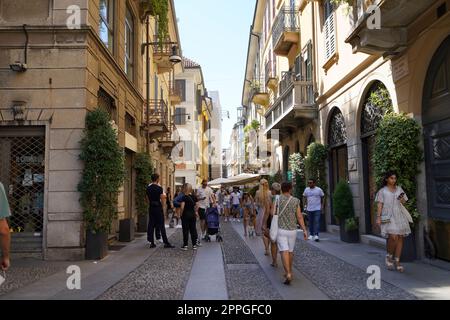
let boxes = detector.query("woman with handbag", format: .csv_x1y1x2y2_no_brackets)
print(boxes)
263,183,281,268
274,182,308,285
375,171,412,272
180,183,199,251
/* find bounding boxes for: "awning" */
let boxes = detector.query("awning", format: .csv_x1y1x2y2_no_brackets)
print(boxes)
208,177,232,187
222,173,261,186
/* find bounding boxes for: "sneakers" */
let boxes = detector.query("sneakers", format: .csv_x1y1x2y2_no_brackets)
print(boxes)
196,241,202,247
308,235,313,241
157,238,164,244
237,219,240,222
193,245,198,250
314,235,320,242
164,243,175,248
181,246,188,251
149,243,156,248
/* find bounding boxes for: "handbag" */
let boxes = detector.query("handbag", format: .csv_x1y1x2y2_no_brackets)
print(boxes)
270,196,292,242
400,204,414,224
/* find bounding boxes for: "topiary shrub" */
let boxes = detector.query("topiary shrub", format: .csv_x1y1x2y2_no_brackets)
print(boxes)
373,112,423,223
305,142,328,197
134,153,154,217
78,109,125,234
332,180,354,222
289,153,306,200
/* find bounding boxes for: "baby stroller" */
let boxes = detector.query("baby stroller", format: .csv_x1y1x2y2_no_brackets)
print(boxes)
204,206,223,242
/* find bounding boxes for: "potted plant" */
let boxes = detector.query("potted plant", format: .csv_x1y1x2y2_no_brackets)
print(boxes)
78,109,125,260
332,180,359,243
134,153,154,233
344,217,360,243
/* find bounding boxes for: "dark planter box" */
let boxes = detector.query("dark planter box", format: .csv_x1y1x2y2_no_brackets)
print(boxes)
400,232,417,262
85,230,108,260
339,221,360,243
137,214,148,233
119,218,135,242
320,212,327,232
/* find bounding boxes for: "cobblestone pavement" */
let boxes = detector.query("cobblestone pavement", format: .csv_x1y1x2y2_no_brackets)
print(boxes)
98,230,195,300
293,239,417,300
0,258,67,296
220,222,282,300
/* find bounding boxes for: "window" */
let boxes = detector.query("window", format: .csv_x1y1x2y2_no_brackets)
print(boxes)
99,0,114,52
179,141,192,161
175,108,187,125
125,112,136,136
125,6,134,81
324,0,336,62
175,79,186,102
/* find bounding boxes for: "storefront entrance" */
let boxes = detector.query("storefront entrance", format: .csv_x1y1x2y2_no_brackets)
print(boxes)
423,36,450,261
0,126,45,253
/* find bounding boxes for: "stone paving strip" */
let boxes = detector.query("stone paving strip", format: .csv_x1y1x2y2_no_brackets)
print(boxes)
0,259,67,296
294,239,417,300
220,222,282,300
98,230,195,300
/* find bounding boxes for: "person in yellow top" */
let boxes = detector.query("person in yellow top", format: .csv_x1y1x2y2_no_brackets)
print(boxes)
0,182,11,271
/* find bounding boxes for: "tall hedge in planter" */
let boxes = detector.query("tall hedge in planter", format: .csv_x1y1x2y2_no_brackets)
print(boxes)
289,153,306,200
134,153,154,217
78,109,125,234
332,180,355,222
305,143,328,196
373,112,422,223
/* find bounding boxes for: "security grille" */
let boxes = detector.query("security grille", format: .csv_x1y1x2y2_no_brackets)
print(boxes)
0,129,45,234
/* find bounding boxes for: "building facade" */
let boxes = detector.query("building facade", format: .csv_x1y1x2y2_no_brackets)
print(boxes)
243,0,450,261
209,91,223,180
174,57,213,188
0,0,182,260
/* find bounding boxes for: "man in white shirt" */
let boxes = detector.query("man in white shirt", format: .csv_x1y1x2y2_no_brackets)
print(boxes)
303,178,325,242
230,188,241,222
197,179,216,239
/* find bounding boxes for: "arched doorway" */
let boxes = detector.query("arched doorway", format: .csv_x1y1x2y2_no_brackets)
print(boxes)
283,145,290,181
423,35,450,261
361,81,392,236
328,108,348,225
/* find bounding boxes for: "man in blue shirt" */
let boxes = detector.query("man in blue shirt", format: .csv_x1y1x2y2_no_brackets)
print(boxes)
303,178,325,242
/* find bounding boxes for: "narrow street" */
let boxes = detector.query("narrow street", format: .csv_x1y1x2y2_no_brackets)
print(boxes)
1,218,449,300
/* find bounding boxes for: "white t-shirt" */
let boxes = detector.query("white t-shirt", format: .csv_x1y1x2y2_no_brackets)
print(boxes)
230,192,240,205
197,186,213,209
303,187,324,212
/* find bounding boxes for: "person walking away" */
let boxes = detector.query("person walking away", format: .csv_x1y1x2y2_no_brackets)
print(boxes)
255,179,271,252
165,187,174,224
230,188,241,222
216,188,225,217
375,171,411,272
0,182,11,271
180,184,199,250
242,193,255,236
277,182,308,285
173,184,186,228
263,182,281,267
303,179,325,242
197,179,216,240
223,191,231,222
146,174,175,248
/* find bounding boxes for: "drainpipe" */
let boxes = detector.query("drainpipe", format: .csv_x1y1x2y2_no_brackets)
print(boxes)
23,24,28,66
311,2,317,97
146,16,150,153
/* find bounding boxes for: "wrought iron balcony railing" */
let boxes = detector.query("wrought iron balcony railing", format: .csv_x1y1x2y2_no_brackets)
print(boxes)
144,99,169,130
272,7,300,53
279,71,295,97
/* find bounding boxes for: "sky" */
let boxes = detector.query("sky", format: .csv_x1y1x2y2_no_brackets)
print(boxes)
174,0,256,149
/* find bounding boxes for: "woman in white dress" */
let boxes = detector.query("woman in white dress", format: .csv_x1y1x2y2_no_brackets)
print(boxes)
375,171,411,272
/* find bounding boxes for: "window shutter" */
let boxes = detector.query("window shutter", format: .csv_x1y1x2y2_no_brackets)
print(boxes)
324,6,336,62
175,79,186,102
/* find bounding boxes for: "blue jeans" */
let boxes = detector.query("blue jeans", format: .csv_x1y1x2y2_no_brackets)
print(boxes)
308,210,321,236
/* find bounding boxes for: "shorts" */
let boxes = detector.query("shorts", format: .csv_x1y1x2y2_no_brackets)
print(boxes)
277,229,297,252
224,203,230,209
232,204,240,211
198,208,206,220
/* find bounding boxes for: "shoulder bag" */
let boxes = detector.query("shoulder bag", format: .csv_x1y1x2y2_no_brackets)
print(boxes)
270,196,292,242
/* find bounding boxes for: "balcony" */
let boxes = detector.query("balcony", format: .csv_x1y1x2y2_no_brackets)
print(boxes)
152,35,174,74
265,60,278,92
144,99,169,139
345,0,436,55
169,80,182,106
272,7,300,57
250,78,270,108
264,73,316,135
160,123,180,155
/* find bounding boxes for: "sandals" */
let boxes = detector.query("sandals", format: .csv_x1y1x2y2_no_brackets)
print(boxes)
385,254,394,270
270,262,278,268
394,257,404,273
283,273,292,285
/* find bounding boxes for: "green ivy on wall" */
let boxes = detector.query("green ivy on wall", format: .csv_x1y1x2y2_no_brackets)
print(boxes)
305,143,328,198
289,153,306,200
373,112,423,223
134,153,154,217
78,109,125,234
152,0,169,44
